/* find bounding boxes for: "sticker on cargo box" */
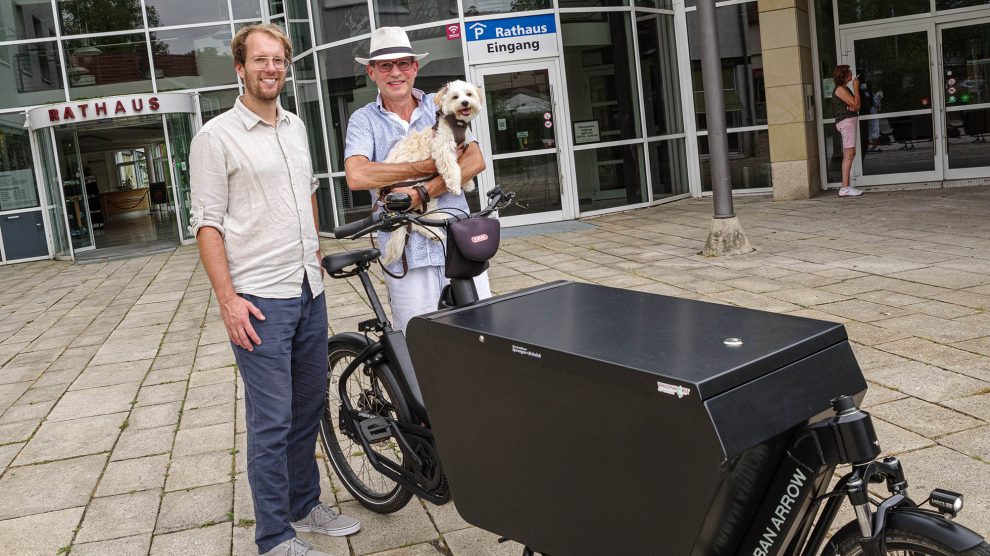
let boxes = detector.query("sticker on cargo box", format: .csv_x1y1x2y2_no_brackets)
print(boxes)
511,344,542,359
657,381,691,399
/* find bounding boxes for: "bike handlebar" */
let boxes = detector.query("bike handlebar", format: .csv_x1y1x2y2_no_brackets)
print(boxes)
332,187,516,240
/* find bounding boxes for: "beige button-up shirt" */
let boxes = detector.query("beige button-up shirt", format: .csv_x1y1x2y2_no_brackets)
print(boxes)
189,98,323,299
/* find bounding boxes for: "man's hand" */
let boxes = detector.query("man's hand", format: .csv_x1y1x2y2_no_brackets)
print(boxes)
219,294,265,351
390,185,422,209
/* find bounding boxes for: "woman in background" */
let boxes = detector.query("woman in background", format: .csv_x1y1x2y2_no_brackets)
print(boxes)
833,65,863,197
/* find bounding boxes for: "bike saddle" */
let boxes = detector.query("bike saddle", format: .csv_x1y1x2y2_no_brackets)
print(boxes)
322,249,380,275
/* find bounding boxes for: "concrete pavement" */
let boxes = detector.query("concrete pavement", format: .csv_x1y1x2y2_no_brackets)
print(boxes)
1,186,989,555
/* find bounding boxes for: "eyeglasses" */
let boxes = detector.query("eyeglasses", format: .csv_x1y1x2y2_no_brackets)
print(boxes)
374,59,414,73
249,56,291,70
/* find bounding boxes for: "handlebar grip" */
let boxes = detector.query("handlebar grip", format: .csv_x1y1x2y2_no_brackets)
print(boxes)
333,213,379,239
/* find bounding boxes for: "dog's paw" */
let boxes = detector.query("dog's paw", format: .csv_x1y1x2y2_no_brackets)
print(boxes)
462,181,475,193
448,183,462,196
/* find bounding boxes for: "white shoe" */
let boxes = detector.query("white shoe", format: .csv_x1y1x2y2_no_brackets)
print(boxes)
839,186,863,197
261,537,331,556
291,503,361,537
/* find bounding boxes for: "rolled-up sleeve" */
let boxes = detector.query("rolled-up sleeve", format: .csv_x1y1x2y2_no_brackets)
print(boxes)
189,131,228,238
344,110,374,161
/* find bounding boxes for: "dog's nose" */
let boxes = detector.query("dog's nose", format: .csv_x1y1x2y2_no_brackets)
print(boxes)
461,100,469,107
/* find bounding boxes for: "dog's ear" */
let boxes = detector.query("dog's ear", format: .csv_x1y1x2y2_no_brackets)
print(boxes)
435,84,450,109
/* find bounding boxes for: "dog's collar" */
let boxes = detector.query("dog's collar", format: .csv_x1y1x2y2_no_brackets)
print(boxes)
433,110,469,148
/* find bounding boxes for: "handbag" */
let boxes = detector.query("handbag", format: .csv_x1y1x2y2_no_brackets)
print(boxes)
444,216,500,279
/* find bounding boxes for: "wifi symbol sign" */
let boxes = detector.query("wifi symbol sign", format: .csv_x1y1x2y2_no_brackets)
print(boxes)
446,24,461,40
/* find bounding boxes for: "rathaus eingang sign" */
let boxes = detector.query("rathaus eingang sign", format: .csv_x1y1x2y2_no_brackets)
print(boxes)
465,14,558,63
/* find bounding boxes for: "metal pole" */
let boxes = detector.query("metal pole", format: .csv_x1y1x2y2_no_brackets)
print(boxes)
697,0,734,219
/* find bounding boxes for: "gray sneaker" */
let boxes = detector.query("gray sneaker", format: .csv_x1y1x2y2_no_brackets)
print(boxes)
291,503,361,537
261,537,330,556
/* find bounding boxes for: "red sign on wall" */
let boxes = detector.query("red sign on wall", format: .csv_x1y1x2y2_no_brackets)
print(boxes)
446,24,461,40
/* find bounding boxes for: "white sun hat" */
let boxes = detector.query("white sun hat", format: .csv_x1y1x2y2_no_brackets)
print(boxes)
355,27,429,65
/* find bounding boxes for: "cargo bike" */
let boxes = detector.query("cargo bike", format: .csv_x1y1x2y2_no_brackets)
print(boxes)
319,189,989,556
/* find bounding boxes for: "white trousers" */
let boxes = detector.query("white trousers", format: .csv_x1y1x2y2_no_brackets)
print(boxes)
384,265,492,334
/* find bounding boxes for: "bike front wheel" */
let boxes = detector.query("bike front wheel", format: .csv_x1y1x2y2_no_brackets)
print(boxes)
826,522,990,555
319,337,414,514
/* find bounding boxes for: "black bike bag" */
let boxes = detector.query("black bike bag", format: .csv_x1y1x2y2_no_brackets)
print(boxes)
444,216,500,279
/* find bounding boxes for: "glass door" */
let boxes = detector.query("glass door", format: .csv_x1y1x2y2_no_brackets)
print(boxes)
34,129,72,259
939,18,990,180
54,128,96,251
471,60,570,227
840,24,942,186
163,112,195,243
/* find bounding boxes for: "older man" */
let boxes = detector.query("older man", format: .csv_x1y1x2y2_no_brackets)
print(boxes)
190,23,359,556
344,26,491,334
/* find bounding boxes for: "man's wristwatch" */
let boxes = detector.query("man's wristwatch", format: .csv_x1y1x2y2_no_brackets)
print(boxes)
414,185,430,206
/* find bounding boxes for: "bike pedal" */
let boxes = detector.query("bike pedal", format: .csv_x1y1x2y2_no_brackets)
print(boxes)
358,318,381,333
358,416,392,442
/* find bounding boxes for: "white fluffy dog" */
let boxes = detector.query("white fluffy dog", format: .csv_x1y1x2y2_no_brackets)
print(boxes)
380,79,483,266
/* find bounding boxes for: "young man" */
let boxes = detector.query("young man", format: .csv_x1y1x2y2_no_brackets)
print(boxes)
189,24,359,556
344,27,490,334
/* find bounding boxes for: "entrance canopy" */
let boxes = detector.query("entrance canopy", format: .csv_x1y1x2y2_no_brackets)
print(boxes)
25,92,197,131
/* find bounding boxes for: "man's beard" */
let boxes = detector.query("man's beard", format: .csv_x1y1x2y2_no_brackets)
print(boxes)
246,75,283,101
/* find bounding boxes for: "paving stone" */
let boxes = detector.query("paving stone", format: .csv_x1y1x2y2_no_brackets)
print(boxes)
368,543,444,556
0,453,106,520
866,362,990,403
128,400,182,430
15,382,69,405
151,522,233,555
143,365,191,386
111,424,175,461
172,421,234,457
342,498,439,555
940,425,990,463
136,381,188,406
165,450,233,491
233,472,254,522
0,507,83,555
869,397,984,439
889,267,990,289
874,313,986,344
96,454,169,496
71,533,152,556
424,500,471,534
156,482,233,533
75,489,161,543
69,360,152,391
189,366,236,388
871,417,936,456
47,380,140,422
151,351,195,371
0,419,36,444
184,380,235,410
862,382,908,407
0,442,23,469
14,412,125,465
444,527,522,556
945,393,990,421
232,522,256,555
180,402,234,430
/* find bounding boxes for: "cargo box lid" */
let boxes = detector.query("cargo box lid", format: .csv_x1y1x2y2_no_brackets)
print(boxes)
425,281,847,399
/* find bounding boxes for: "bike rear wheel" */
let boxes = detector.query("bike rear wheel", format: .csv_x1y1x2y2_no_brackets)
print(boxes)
319,337,414,514
825,522,990,555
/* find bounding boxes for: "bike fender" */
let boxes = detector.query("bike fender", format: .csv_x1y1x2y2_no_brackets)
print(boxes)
887,508,985,552
330,331,373,349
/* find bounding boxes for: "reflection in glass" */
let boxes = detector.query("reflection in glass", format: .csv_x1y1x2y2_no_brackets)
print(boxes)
561,12,642,142
463,0,551,16
649,139,688,198
635,0,673,8
687,2,765,130
143,0,228,27
937,0,990,9
0,42,66,109
823,124,843,184
836,0,930,25
575,144,646,211
36,130,71,257
57,0,154,35
232,0,263,19
165,112,195,240
483,70,555,155
54,130,93,250
153,25,237,91
199,89,240,123
854,32,931,115
942,23,989,108
699,130,770,191
859,115,935,175
318,39,372,172
374,0,457,28
0,0,58,41
814,0,838,116
312,1,369,45
0,117,40,211
63,34,154,100
289,20,313,55
315,177,334,233
638,14,682,137
493,155,561,217
297,79,328,173
559,0,627,6
947,109,990,169
333,175,371,225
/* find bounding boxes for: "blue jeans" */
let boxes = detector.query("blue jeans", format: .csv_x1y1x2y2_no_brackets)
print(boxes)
233,276,328,553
